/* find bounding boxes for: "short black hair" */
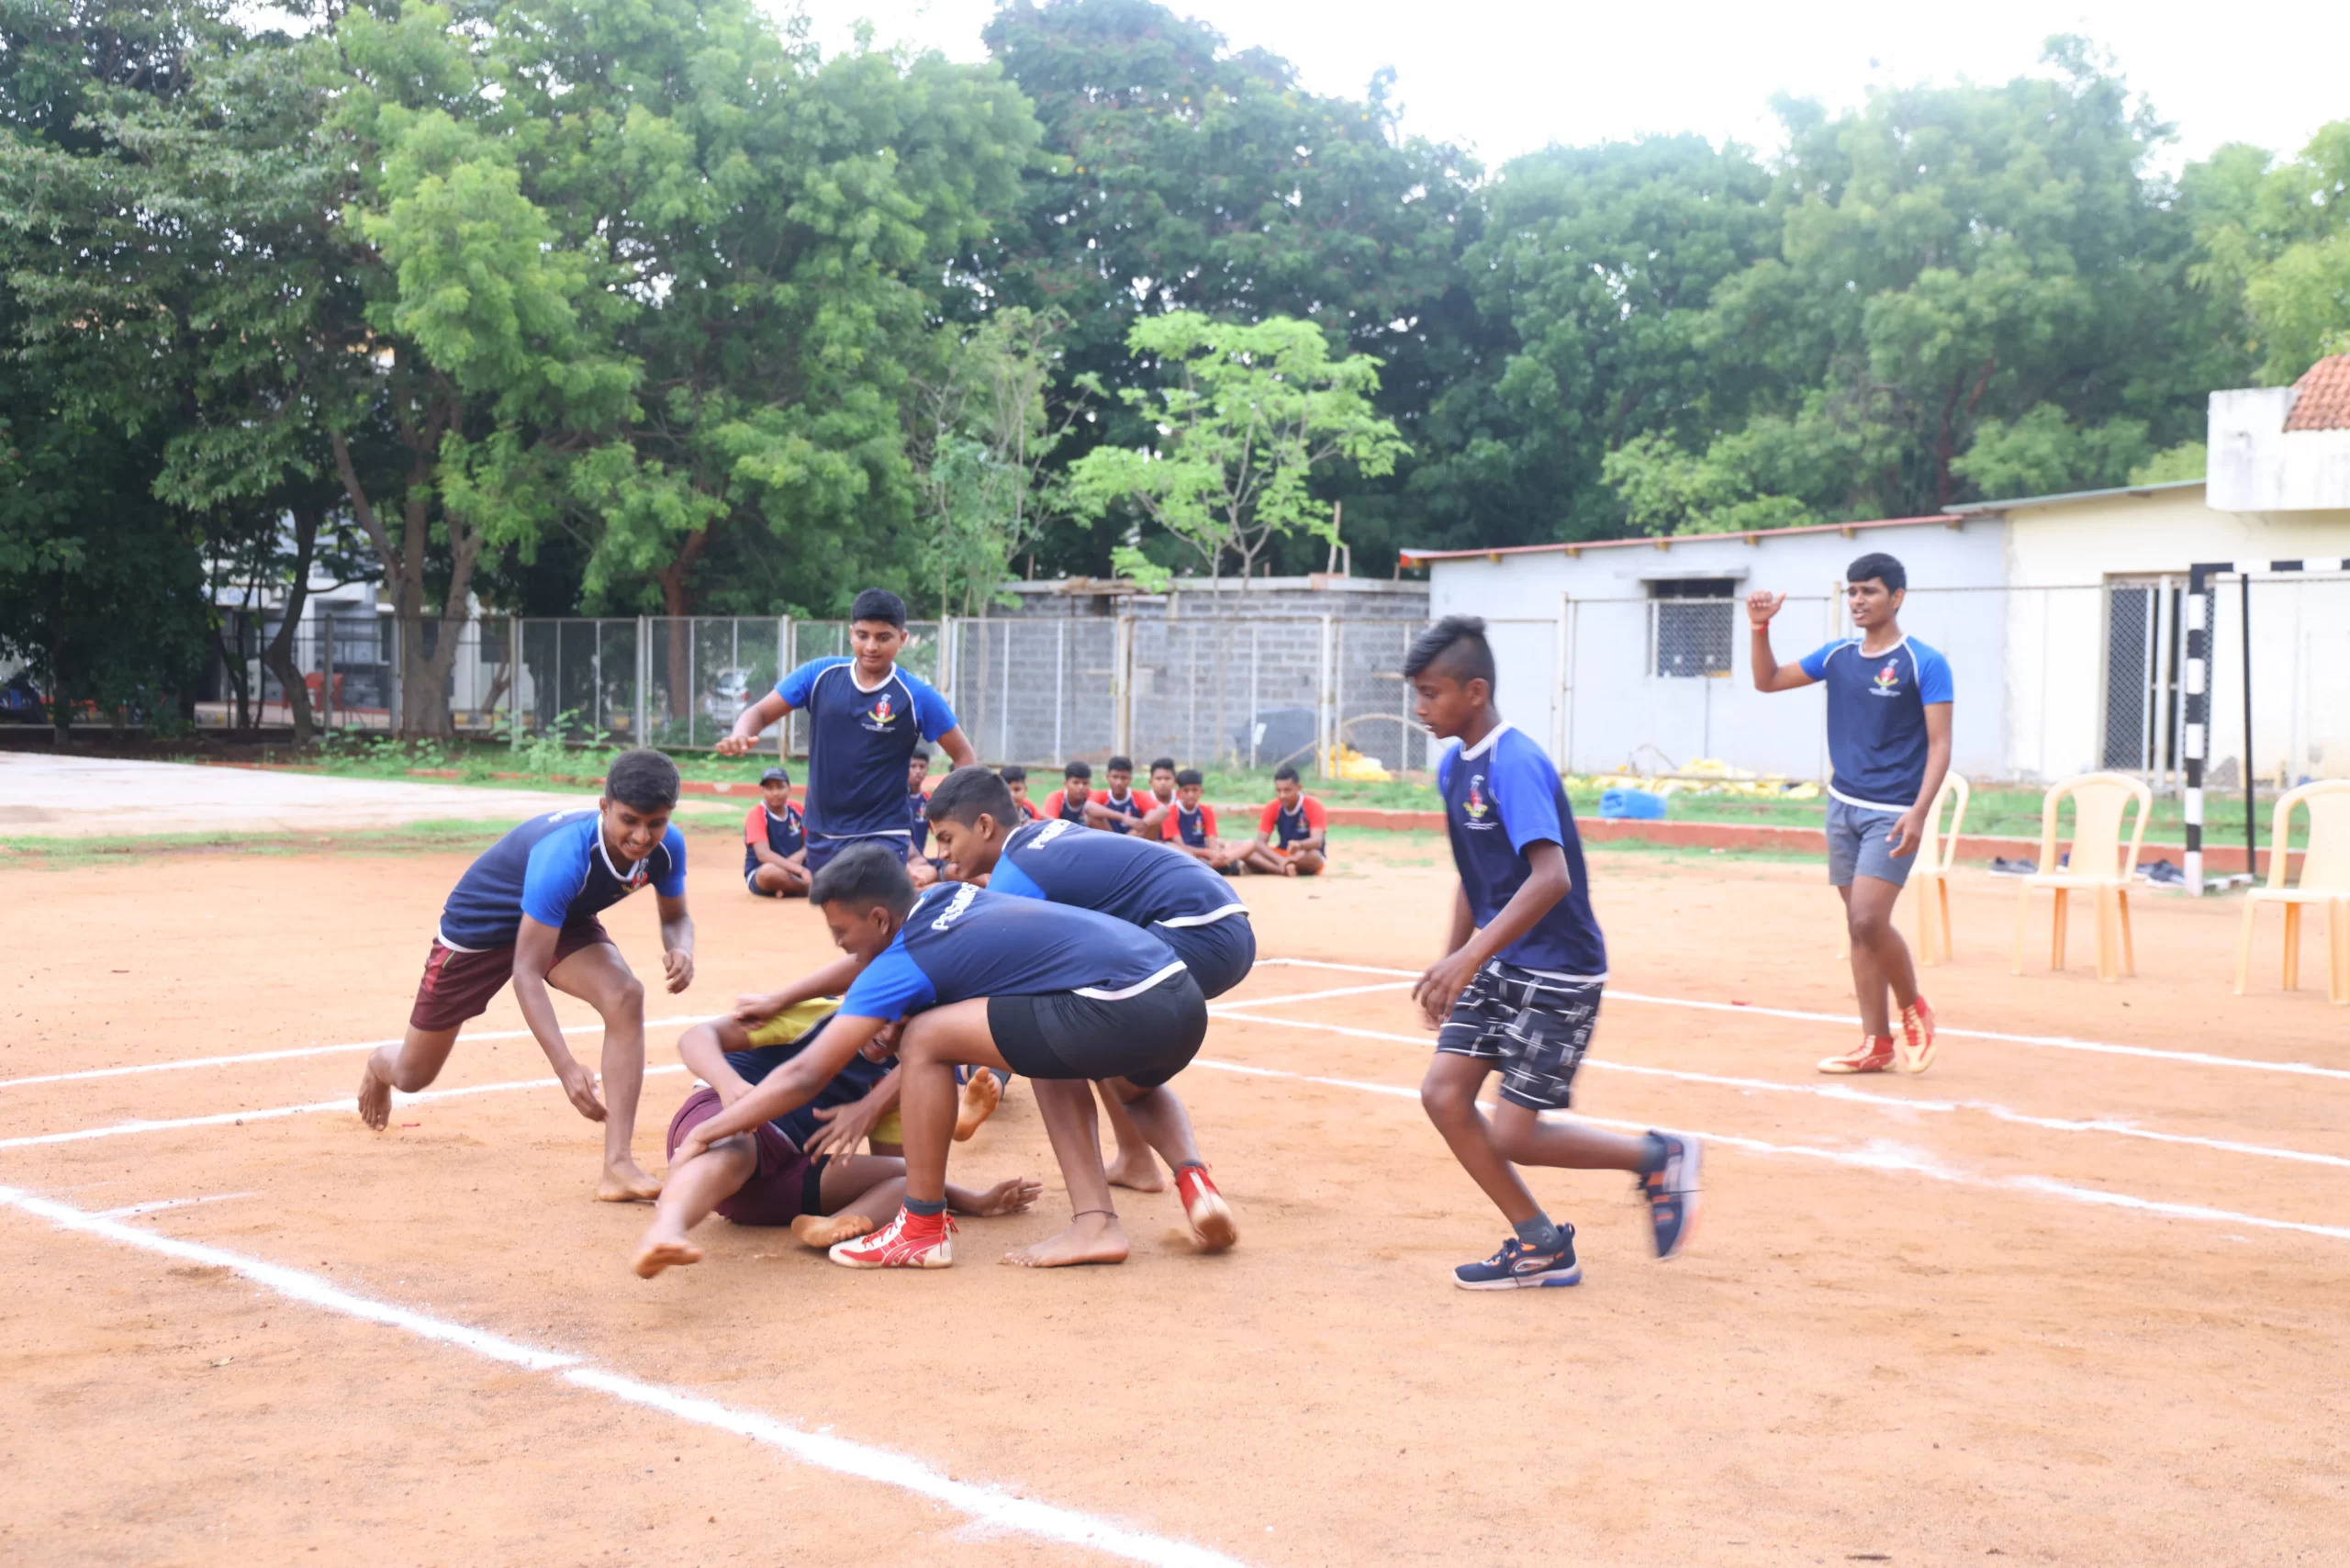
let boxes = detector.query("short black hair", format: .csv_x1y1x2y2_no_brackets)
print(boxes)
808,841,915,920
605,748,680,812
998,764,1027,784
1063,759,1092,780
1174,767,1203,788
1106,755,1134,774
911,745,932,762
1149,756,1176,774
850,588,908,628
1846,553,1907,593
1273,764,1301,784
1403,615,1497,690
926,765,1018,828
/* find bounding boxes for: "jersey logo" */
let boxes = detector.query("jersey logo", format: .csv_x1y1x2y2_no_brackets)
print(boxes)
1461,775,1498,831
1871,660,1903,697
862,692,899,732
929,880,980,931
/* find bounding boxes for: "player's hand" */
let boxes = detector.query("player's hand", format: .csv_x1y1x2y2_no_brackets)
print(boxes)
804,1097,881,1161
671,1129,712,1167
557,1060,609,1122
663,948,695,993
1886,806,1925,859
733,991,784,1025
1413,949,1480,1030
907,857,938,889
712,733,753,757
1745,589,1785,628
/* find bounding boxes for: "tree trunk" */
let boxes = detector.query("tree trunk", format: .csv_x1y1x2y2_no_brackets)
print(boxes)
256,506,324,744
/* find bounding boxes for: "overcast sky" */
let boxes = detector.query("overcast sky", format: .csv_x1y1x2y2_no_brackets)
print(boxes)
792,0,2349,172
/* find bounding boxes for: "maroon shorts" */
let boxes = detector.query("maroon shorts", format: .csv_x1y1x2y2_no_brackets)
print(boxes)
407,922,615,1034
665,1087,822,1226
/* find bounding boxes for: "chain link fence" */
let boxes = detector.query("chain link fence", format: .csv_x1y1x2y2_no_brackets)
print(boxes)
190,579,2350,790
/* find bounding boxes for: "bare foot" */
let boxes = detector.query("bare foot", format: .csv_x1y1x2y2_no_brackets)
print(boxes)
963,1176,1044,1217
598,1161,664,1203
1002,1212,1129,1268
1104,1147,1169,1193
632,1233,702,1278
954,1070,1002,1142
356,1051,394,1131
790,1212,876,1249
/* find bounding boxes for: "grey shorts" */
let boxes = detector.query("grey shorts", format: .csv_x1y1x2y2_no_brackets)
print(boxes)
1826,796,1916,889
1436,962,1602,1113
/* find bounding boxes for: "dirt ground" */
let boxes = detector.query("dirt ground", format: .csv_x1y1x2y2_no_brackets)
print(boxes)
5,822,2348,1567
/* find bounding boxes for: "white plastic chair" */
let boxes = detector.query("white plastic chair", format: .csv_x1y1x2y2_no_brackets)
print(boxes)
2009,773,2151,984
2234,779,2350,1005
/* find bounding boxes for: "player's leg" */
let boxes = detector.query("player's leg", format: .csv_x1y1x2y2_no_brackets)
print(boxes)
1100,1074,1236,1251
1008,1078,1131,1267
1287,848,1326,876
751,862,807,897
1419,1050,1541,1223
358,1024,459,1130
795,1153,1043,1248
1097,1082,1168,1192
632,1132,756,1277
545,937,662,1201
1818,804,1898,1073
1232,842,1281,874
1846,811,1937,1071
364,938,505,1127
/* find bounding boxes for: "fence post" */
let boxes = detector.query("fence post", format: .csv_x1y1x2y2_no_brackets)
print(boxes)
1554,592,1571,765
939,614,957,716
510,614,521,750
635,615,649,746
1316,613,1335,778
777,616,792,759
388,612,403,737
320,613,335,734
1112,610,1135,758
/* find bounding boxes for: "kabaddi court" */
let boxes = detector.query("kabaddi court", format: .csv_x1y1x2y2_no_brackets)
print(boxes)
3,760,2346,1565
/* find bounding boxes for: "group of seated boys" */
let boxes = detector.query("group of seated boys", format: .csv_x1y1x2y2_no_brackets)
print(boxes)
744,751,1329,898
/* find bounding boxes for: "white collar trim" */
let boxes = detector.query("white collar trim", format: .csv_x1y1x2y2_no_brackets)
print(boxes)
1457,720,1515,762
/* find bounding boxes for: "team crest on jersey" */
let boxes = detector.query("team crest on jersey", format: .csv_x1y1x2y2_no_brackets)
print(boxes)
862,692,898,732
1871,659,1902,696
1461,775,1497,831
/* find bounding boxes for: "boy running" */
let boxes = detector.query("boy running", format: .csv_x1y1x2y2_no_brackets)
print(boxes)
715,588,976,870
361,748,694,1201
631,1001,1040,1278
999,765,1046,822
1404,617,1699,1289
1749,553,1952,1075
744,766,809,898
1158,768,1236,870
923,766,1242,1245
672,846,1213,1270
1084,755,1147,834
1233,765,1327,875
1041,760,1093,825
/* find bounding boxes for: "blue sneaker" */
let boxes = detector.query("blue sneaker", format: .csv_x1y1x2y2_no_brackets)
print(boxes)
1637,1131,1702,1260
1452,1227,1580,1290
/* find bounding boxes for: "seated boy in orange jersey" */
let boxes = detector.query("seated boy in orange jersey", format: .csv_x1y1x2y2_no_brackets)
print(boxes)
1231,764,1327,876
1158,768,1237,871
999,765,1046,822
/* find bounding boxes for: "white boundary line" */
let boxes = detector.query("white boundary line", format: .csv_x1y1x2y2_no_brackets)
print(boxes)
0,1066,688,1152
95,1192,260,1220
1207,1011,2350,1172
0,1184,1251,1568
1182,1056,2350,1244
1249,958,2350,1082
0,1016,706,1092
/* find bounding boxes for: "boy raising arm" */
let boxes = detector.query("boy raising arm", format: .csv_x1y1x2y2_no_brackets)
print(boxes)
1405,617,1699,1289
1748,553,1953,1075
360,748,695,1202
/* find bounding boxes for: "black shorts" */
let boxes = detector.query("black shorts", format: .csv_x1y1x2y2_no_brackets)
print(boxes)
1150,912,1255,1001
1436,961,1603,1112
987,970,1208,1089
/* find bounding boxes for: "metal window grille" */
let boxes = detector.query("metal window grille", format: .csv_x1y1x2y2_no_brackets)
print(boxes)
1651,599,1733,678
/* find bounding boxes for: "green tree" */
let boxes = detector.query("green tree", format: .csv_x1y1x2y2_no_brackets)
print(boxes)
2192,121,2350,382
1064,312,1404,588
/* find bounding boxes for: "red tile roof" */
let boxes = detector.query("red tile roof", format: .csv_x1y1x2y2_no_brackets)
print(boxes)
2285,354,2350,431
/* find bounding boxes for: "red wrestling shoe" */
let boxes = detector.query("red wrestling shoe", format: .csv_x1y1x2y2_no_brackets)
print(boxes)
828,1206,955,1269
1898,995,1938,1075
1173,1164,1237,1252
1818,1036,1897,1074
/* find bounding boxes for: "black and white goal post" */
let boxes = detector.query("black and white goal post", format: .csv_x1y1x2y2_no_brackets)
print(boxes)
2181,557,2350,894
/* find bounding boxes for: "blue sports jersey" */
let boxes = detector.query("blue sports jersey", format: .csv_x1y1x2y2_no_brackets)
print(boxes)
990,818,1247,930
440,808,687,950
1437,724,1606,979
1168,803,1212,848
839,883,1185,1022
726,1013,887,1150
1796,636,1954,811
906,789,931,857
1095,787,1146,834
743,802,805,877
774,658,957,842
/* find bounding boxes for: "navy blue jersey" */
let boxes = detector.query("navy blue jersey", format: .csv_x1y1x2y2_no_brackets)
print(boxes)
774,658,957,842
1094,787,1147,834
1437,724,1606,979
1797,636,1954,811
742,802,805,877
990,818,1247,930
839,883,1185,1022
906,789,931,857
726,1013,887,1150
440,808,687,950
1167,801,1214,848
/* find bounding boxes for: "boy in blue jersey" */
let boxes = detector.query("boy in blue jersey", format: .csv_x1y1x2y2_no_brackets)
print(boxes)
744,766,809,898
1040,760,1093,824
1083,755,1147,833
1158,768,1237,870
903,745,940,888
630,1001,1041,1279
360,749,696,1202
1404,617,1700,1290
1749,553,1953,1076
923,765,1243,1248
714,588,977,870
672,845,1212,1271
